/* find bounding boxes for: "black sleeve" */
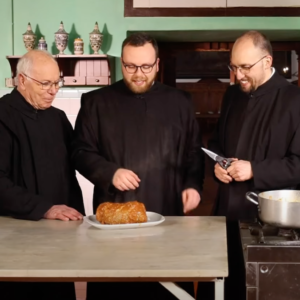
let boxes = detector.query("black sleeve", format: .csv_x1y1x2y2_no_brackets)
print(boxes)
71,93,120,192
0,123,52,220
252,120,300,190
59,110,75,155
207,86,232,183
182,93,205,195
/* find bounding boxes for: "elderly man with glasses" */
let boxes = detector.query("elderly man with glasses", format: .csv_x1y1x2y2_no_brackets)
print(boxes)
72,33,204,300
199,31,300,300
0,50,85,300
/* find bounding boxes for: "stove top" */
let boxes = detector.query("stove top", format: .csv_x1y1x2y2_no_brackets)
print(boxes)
240,220,300,246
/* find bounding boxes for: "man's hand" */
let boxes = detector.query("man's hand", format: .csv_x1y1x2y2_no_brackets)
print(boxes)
112,168,141,191
214,163,233,183
227,160,253,182
44,205,83,221
182,188,201,214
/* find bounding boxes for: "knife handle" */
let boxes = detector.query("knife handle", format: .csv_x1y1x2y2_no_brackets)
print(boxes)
218,159,231,170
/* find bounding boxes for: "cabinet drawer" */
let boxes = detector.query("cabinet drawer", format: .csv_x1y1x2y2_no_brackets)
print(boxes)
86,76,109,85
63,77,86,86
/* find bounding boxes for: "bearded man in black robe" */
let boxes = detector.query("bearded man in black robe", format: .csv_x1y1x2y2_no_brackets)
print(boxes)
72,33,205,300
0,50,85,300
199,31,300,300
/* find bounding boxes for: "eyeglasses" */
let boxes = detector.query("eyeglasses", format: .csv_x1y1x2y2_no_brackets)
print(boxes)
122,59,157,74
228,55,268,75
23,73,63,90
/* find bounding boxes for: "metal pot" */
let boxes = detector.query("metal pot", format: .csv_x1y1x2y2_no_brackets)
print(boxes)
246,190,300,228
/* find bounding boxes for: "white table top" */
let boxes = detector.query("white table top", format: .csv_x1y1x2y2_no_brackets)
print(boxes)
0,216,228,281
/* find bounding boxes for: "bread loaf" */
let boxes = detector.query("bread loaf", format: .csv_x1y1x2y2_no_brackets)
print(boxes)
96,201,147,224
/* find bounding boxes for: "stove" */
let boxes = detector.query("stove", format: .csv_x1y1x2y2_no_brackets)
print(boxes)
240,220,300,300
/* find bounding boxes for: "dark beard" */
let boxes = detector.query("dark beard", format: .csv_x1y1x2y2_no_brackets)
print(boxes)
239,84,255,94
238,77,255,94
123,74,157,94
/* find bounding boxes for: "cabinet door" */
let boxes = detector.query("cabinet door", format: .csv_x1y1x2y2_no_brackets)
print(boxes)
258,263,300,300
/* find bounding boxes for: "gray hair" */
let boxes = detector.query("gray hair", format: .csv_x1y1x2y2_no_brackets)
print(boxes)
16,50,57,77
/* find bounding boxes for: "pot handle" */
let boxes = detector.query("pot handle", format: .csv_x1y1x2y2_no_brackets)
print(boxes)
246,192,259,205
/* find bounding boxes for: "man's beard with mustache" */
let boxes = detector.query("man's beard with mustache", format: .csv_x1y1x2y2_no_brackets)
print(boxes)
123,74,156,94
238,76,255,94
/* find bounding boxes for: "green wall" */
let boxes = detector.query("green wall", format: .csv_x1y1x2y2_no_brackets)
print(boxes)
1,0,300,88
0,0,13,90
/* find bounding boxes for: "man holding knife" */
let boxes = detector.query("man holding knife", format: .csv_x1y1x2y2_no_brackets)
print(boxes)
201,30,300,300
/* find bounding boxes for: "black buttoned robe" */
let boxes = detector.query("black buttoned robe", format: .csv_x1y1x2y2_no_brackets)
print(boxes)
0,89,85,300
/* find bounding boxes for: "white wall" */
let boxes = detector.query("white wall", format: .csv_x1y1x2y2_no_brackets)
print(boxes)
52,89,95,216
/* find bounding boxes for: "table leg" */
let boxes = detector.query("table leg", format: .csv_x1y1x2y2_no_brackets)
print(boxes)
214,278,224,300
159,282,195,300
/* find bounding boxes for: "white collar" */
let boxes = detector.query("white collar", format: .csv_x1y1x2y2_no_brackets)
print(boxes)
270,67,275,78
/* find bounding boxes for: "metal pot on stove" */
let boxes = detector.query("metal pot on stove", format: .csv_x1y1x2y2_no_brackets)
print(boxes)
246,190,300,228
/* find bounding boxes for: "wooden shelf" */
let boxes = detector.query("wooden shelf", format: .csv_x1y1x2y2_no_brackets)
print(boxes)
5,54,112,88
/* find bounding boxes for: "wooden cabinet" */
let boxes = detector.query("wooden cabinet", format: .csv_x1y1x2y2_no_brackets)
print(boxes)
177,79,228,118
177,79,229,136
5,54,112,87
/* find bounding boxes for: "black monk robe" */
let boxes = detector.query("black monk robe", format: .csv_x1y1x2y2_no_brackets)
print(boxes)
209,71,300,220
0,89,85,220
72,80,204,215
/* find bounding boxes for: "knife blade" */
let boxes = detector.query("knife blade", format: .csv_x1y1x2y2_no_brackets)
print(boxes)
201,147,233,170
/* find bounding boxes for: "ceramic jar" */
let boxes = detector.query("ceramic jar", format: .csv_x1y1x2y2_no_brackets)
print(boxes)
37,37,48,51
89,22,103,54
22,23,36,51
74,38,84,55
55,21,69,55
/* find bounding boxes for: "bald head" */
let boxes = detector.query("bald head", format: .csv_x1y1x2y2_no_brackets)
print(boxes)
233,31,273,57
17,50,58,77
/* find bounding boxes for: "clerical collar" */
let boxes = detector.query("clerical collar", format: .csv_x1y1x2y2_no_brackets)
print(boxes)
270,67,275,79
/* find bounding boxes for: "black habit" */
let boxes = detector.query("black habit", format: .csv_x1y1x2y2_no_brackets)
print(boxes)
0,89,84,220
0,89,85,300
209,71,300,220
71,79,204,300
200,71,300,300
72,80,204,215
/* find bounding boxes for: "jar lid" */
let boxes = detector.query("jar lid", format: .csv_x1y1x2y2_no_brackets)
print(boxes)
89,22,102,36
55,21,68,35
23,22,36,36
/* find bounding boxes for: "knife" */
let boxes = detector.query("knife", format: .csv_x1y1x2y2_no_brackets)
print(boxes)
201,147,235,170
